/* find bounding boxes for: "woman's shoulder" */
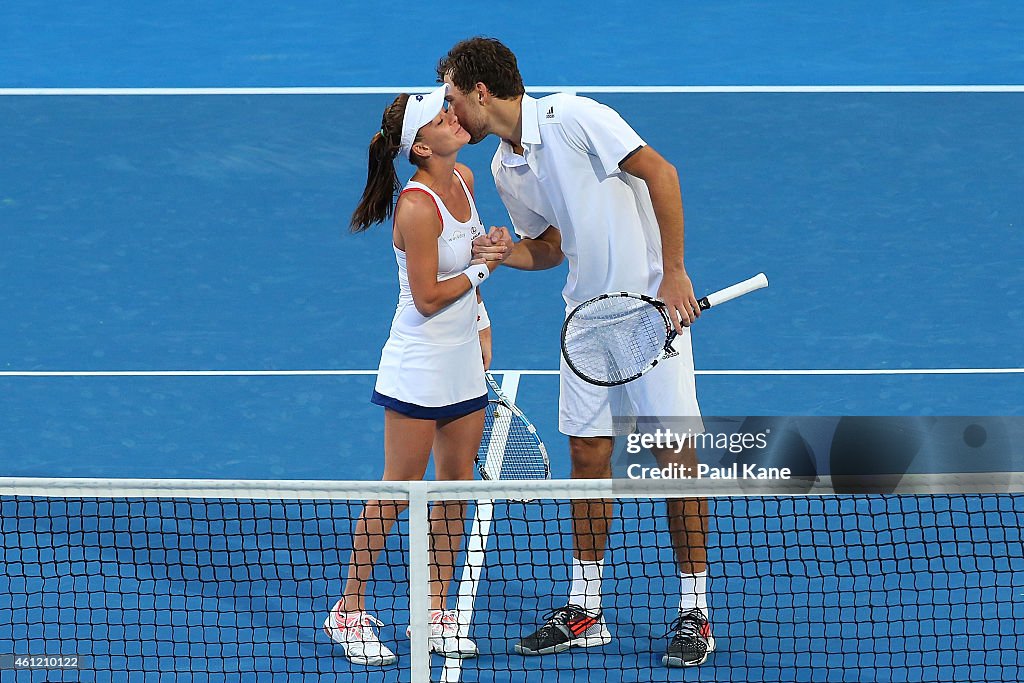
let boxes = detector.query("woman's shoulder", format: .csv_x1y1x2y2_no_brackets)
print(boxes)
455,162,475,189
395,186,443,234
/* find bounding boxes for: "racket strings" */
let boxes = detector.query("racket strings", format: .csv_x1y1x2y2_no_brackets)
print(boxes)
564,298,667,384
480,400,548,480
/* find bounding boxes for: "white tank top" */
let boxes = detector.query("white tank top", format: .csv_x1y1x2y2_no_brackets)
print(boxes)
390,170,485,345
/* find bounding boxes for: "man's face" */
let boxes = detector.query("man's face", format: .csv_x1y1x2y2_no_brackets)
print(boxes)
443,74,489,145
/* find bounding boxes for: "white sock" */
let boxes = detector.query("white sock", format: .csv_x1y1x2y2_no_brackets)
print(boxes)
679,570,709,618
568,557,604,613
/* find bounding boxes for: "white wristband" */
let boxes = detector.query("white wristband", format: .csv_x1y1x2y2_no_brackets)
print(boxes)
477,301,491,331
463,263,490,288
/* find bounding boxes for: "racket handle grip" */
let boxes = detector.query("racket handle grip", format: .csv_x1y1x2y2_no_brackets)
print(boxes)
701,272,769,309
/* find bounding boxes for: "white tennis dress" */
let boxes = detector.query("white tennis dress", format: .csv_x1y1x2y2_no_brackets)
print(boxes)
371,170,488,417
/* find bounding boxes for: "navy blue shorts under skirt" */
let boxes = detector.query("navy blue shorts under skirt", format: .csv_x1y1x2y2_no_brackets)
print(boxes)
370,390,488,419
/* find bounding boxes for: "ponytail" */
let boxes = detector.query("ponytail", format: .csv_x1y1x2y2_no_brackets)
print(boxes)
350,94,410,233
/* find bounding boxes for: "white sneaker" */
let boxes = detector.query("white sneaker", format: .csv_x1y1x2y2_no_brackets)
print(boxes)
322,601,397,666
407,609,479,659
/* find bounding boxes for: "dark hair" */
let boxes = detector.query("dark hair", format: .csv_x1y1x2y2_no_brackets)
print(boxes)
350,94,412,233
436,37,525,100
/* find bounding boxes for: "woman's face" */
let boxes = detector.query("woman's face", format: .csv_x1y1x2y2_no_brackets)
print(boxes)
413,102,471,159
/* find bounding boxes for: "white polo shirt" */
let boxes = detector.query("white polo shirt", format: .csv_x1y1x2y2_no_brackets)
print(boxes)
491,93,665,307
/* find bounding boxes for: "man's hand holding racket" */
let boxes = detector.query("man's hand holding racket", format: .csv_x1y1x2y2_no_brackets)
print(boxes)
562,273,769,386
658,267,701,331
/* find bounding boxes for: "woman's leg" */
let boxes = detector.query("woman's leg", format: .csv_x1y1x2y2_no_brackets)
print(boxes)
427,408,485,610
339,408,436,612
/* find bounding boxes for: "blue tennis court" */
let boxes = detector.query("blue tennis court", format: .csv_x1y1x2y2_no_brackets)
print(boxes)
2,2,1023,681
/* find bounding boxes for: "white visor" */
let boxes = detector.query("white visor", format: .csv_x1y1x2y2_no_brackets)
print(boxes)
399,84,448,160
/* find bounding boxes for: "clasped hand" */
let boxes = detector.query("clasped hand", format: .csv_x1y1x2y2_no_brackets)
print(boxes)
471,227,513,266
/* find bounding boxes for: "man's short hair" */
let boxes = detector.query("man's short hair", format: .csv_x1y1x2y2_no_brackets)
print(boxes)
436,37,525,100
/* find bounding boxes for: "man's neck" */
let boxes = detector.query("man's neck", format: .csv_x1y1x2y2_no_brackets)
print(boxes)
493,95,526,152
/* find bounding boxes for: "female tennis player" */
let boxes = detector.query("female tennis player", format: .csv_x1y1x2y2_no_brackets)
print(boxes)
323,84,498,665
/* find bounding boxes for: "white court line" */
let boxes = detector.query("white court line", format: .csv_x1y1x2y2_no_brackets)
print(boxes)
1,85,1023,96
442,372,521,683
698,368,1024,376
1,368,1022,377
0,370,379,377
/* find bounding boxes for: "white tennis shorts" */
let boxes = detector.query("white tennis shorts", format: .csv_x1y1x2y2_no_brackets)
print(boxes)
558,326,704,437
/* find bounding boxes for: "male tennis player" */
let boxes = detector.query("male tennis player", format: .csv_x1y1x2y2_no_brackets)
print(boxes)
437,37,714,667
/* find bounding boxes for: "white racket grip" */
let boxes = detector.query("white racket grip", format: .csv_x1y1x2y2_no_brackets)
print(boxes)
704,273,768,308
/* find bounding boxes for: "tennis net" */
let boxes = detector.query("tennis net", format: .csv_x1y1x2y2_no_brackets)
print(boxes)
1,475,1022,682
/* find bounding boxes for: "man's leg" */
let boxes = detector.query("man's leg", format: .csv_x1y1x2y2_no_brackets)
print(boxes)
652,442,708,596
569,435,615,611
514,435,615,655
653,440,714,667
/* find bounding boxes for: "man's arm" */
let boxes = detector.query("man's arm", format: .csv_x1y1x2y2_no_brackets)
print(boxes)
474,225,563,271
620,145,699,330
502,226,563,270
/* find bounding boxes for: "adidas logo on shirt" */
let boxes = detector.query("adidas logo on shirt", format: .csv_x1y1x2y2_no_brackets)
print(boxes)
546,106,555,119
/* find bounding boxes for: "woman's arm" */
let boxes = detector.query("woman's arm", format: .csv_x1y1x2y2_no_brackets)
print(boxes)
397,191,494,317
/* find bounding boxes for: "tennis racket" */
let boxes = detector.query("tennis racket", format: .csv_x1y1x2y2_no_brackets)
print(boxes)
561,273,769,387
476,372,550,480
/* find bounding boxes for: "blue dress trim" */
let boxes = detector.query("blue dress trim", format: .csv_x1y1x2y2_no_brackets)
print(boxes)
371,390,488,419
